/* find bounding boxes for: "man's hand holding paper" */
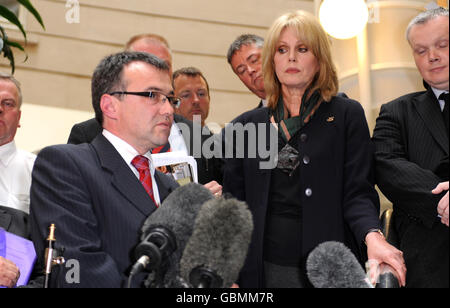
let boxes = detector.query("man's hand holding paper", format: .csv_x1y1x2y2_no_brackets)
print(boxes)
0,256,20,288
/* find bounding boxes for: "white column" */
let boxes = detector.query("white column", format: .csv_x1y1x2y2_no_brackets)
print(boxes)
356,26,373,130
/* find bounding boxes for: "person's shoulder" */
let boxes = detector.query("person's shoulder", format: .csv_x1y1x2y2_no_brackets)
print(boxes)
174,114,193,126
330,95,359,105
74,118,100,128
17,148,37,159
38,143,91,160
383,91,427,109
231,107,270,124
328,95,365,113
16,148,37,167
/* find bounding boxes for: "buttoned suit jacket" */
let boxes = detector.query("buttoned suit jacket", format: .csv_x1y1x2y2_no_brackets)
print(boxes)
223,96,380,288
29,134,179,288
372,85,449,287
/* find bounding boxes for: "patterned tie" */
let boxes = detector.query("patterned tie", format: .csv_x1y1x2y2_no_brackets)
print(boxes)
131,155,157,207
152,143,171,154
439,92,449,135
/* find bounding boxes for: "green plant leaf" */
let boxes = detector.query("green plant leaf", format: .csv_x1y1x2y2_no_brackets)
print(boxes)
5,38,25,52
1,42,16,74
17,0,45,30
6,38,28,62
0,26,29,74
0,5,27,41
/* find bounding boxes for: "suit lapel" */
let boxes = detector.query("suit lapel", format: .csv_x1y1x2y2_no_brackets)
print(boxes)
91,135,157,217
154,171,175,202
413,90,449,155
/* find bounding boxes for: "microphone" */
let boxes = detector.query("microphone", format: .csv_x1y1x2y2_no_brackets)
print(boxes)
306,241,373,288
179,197,253,288
130,183,213,285
375,264,400,288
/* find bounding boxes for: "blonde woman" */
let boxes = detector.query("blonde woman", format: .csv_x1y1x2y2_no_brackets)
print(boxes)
223,10,406,288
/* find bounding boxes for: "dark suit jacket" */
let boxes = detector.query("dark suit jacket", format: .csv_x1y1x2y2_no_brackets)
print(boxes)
0,206,29,239
29,134,179,288
67,118,102,145
67,115,223,185
223,96,381,288
256,100,264,109
372,85,449,287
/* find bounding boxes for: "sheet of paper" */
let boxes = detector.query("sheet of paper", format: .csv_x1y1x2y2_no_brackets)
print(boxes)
0,228,37,287
151,151,198,183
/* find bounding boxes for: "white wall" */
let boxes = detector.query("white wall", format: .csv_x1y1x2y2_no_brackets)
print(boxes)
15,103,93,152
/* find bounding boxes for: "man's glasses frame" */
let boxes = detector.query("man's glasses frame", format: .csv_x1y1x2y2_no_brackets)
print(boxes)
108,91,181,108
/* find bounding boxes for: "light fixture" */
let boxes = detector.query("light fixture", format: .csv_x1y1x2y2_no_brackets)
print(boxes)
319,0,369,39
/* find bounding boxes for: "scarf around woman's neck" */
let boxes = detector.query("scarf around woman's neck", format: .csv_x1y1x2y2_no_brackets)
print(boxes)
271,89,322,142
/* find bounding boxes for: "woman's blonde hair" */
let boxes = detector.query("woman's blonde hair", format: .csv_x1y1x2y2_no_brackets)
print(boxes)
262,10,339,109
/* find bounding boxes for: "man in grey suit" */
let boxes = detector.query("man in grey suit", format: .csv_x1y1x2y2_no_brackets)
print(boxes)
29,52,180,288
373,7,448,287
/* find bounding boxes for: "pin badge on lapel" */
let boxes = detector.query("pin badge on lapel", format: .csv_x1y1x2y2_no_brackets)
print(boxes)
326,116,335,123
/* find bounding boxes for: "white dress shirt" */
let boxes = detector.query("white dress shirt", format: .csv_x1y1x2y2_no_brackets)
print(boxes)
169,122,189,155
0,141,36,214
102,130,162,206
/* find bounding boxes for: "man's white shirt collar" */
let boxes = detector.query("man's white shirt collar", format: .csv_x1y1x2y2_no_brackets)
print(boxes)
432,87,448,112
102,129,161,206
0,141,17,167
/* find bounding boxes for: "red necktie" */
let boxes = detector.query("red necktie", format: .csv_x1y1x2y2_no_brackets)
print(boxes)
131,155,157,207
152,142,171,154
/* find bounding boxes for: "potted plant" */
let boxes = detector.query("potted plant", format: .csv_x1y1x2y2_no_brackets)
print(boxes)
0,0,44,73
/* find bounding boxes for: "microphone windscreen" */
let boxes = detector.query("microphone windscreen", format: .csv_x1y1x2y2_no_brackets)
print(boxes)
180,198,253,288
141,183,213,284
306,241,372,288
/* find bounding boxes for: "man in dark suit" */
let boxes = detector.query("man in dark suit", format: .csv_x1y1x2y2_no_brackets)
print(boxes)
68,34,223,190
373,7,449,288
67,34,175,147
29,52,180,288
173,67,223,185
227,34,267,109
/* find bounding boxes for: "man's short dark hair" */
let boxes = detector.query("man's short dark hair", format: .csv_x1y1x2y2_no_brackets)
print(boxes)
91,51,169,124
172,66,210,95
226,34,264,65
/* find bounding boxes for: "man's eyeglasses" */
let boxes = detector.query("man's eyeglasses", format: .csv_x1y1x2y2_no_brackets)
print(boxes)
108,91,181,108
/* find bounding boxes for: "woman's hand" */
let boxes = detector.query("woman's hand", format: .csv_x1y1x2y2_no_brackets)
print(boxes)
365,232,406,287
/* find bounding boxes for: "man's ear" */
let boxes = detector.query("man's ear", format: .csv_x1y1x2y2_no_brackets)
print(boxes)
17,110,21,128
100,94,118,120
